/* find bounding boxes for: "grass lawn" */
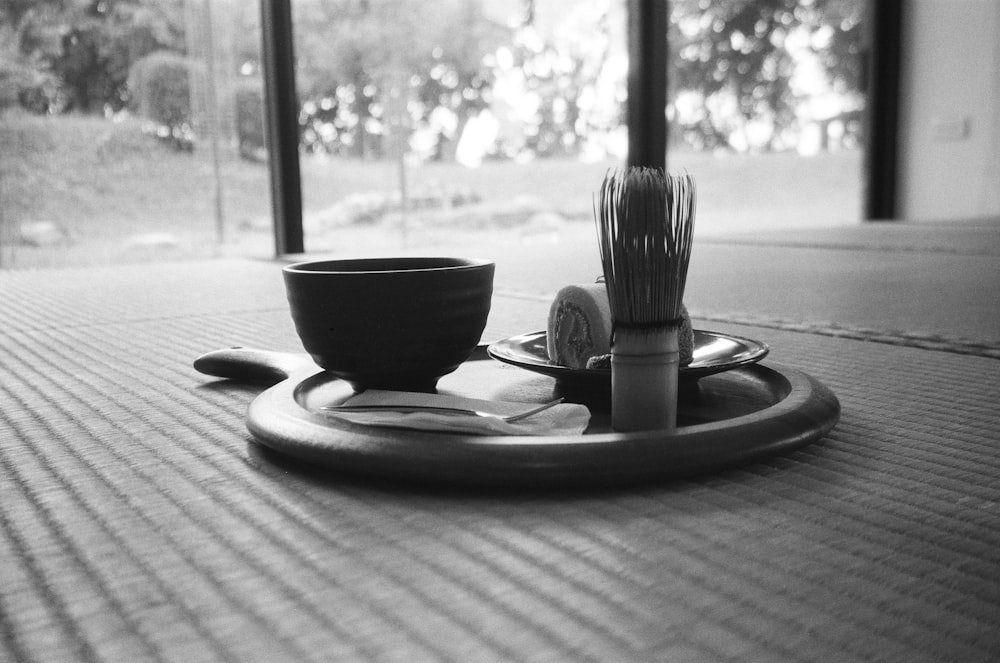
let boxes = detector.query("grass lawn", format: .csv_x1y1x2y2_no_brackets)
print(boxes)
1,112,862,268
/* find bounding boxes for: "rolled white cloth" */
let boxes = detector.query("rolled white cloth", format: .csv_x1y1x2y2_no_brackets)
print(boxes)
548,283,694,369
546,283,613,369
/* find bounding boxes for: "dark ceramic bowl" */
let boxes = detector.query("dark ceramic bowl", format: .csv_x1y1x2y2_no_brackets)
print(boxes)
283,257,494,391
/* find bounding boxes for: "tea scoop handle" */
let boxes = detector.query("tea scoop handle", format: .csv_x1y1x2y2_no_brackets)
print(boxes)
194,347,315,383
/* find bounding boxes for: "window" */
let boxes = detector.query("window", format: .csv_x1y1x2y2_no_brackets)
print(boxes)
279,0,868,263
287,0,629,260
0,0,271,268
0,0,872,270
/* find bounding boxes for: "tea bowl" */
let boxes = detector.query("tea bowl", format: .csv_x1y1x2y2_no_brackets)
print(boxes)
283,257,494,391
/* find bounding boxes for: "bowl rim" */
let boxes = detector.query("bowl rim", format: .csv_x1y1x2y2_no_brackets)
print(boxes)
283,256,494,275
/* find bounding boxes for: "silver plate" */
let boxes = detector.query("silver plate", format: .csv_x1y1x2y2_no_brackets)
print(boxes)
488,330,769,384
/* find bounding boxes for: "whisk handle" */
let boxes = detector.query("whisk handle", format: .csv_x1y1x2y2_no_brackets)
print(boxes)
611,327,680,432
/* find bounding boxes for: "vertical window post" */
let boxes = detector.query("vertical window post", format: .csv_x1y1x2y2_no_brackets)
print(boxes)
864,0,903,220
260,0,304,255
626,0,667,171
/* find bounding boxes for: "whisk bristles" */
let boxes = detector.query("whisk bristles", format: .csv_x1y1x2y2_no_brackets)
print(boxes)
594,167,696,330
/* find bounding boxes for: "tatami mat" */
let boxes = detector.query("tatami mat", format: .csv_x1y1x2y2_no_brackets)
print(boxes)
2,265,998,661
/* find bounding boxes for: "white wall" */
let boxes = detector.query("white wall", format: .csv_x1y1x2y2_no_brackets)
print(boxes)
898,0,1000,221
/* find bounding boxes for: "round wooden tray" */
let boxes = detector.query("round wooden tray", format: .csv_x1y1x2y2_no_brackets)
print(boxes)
195,345,840,487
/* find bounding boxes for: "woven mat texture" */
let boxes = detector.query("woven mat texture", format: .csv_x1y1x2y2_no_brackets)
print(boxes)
1,261,999,662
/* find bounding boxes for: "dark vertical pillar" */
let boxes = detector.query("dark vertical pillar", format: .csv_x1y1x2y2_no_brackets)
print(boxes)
260,0,304,255
627,0,667,171
864,0,904,220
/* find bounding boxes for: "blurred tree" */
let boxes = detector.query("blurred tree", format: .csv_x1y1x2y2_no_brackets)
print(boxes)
293,0,505,159
0,0,866,157
0,0,41,26
128,49,197,149
294,0,384,158
233,77,265,160
3,0,184,113
1,21,55,111
668,0,865,152
410,1,504,161
497,2,621,159
808,0,866,148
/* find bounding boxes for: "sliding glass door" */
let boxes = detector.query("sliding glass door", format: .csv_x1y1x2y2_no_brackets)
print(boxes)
0,0,869,269
285,0,867,262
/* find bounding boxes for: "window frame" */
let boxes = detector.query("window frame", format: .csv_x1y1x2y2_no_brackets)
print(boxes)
863,0,903,220
260,0,304,255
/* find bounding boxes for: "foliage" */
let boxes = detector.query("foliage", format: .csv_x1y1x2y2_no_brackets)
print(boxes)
0,26,56,112
233,78,265,161
288,0,865,158
0,0,866,158
127,49,198,149
2,0,184,113
293,0,506,158
668,0,865,151
128,50,187,123
487,3,623,160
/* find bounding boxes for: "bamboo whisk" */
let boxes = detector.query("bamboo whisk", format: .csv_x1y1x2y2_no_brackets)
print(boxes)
594,168,696,431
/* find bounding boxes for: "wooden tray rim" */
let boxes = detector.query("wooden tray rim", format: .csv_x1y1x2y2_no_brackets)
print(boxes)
244,359,841,486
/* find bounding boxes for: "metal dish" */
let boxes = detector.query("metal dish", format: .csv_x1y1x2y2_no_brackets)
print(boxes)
488,330,769,385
